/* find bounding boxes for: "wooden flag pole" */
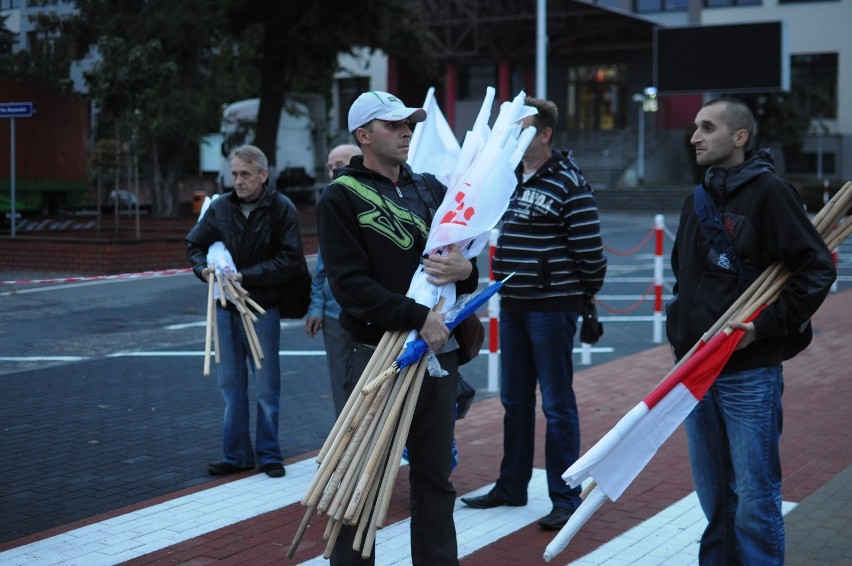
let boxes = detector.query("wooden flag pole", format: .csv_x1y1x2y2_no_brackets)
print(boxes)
302,333,407,510
335,373,405,523
374,358,429,529
203,267,215,377
286,504,316,560
215,271,227,307
317,330,404,463
319,376,394,516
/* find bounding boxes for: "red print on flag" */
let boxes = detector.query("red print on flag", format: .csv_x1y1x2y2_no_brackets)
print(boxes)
441,190,476,226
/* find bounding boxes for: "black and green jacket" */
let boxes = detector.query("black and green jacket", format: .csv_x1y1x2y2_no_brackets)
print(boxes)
316,156,479,345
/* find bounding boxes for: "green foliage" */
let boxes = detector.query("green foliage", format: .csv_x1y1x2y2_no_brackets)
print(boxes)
6,0,437,216
0,13,15,56
0,5,77,91
746,91,812,152
224,0,437,166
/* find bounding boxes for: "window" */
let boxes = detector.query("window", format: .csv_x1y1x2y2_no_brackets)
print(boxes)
634,0,688,13
791,53,838,119
786,150,835,175
703,0,761,6
337,76,370,130
458,64,496,101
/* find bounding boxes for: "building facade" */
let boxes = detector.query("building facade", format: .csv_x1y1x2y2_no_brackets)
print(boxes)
329,0,849,187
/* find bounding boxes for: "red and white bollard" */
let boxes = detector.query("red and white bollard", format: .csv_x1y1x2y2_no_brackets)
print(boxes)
488,228,501,392
653,214,665,343
831,248,839,293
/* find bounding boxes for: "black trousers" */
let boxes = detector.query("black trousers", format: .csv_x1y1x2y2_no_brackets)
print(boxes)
331,343,460,566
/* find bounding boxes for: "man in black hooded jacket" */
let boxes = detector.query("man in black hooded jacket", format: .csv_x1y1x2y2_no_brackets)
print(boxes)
668,98,836,565
317,91,478,566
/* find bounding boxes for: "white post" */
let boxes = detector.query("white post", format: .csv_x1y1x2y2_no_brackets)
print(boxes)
488,228,501,392
10,117,16,237
653,214,665,343
580,324,592,365
536,0,547,98
637,106,645,185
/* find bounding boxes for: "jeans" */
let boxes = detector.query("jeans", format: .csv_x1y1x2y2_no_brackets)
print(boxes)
322,315,352,417
215,307,283,468
331,343,459,566
495,310,582,511
685,365,785,566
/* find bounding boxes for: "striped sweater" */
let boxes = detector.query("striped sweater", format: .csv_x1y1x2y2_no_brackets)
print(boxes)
493,149,607,312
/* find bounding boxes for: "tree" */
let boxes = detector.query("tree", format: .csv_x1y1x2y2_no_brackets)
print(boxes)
0,13,15,57
224,0,437,176
68,0,252,216
56,0,435,217
0,4,77,91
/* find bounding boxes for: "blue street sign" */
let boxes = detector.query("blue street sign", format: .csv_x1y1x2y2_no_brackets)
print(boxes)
0,102,34,118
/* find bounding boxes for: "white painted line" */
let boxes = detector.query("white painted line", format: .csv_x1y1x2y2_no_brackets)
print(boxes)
1,348,619,364
0,458,321,565
105,350,330,358
166,320,306,330
297,470,553,565
0,356,87,362
0,455,801,566
568,493,797,566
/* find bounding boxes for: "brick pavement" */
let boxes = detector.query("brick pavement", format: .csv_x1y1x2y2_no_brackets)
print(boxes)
1,289,849,564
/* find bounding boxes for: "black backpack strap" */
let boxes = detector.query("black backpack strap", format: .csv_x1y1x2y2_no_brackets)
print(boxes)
693,185,751,291
413,172,441,224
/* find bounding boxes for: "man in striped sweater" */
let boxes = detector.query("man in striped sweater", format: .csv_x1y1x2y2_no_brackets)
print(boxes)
461,97,607,531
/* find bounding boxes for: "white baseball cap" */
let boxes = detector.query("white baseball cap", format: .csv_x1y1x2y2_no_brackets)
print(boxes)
347,91,427,133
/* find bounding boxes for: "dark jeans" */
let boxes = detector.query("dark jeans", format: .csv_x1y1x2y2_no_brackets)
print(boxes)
495,309,582,511
685,366,785,565
331,343,460,566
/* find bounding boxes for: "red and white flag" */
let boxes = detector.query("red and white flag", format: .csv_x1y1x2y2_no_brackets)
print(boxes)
544,309,762,561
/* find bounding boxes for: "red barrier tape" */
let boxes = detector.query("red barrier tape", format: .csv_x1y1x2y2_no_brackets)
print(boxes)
0,267,193,286
603,228,654,256
596,282,656,315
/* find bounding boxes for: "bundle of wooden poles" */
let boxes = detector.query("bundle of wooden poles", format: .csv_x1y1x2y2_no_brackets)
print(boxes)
287,322,439,560
203,265,267,376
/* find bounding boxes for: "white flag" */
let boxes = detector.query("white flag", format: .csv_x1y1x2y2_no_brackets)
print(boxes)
408,87,461,187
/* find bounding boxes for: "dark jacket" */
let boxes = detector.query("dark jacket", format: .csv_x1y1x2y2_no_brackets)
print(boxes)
493,149,607,312
666,149,836,373
185,186,306,310
316,156,479,345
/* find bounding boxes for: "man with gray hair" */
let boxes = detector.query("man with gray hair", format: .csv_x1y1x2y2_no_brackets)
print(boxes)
186,144,307,479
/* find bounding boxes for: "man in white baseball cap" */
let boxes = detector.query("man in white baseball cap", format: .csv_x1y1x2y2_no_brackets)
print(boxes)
347,90,427,133
318,89,476,565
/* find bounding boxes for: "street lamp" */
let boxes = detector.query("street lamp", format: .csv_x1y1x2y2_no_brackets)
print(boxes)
632,87,658,186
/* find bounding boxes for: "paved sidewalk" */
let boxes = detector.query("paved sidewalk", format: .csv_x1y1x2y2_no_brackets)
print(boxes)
1,289,849,565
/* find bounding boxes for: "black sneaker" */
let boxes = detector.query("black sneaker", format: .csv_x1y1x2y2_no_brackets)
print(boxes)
207,461,252,476
260,463,286,478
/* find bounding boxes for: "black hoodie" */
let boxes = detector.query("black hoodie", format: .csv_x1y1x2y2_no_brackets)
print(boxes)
666,149,836,373
316,156,479,345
